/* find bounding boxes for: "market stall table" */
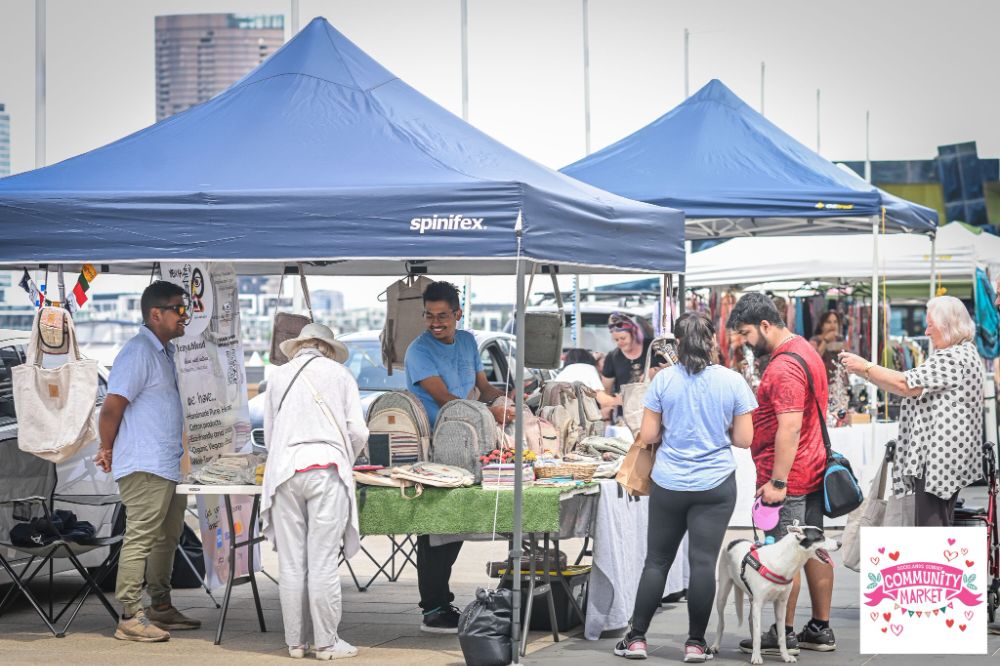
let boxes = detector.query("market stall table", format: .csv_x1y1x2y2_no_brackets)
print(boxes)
175,484,265,645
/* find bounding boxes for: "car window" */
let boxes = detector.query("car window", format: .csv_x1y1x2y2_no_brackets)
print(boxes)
344,340,408,391
480,345,498,383
0,345,25,422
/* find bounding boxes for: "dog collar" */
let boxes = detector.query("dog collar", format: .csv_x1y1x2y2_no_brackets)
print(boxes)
742,545,793,586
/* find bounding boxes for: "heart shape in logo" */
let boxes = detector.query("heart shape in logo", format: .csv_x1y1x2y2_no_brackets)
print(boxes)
870,556,880,565
965,560,974,568
947,538,956,545
943,550,959,562
878,547,885,554
889,551,900,561
965,611,974,620
961,548,968,555
883,612,892,622
946,619,955,628
881,627,888,633
959,624,967,632
870,612,878,622
890,624,904,636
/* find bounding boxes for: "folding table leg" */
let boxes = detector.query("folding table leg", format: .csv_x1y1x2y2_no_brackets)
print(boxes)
60,547,120,627
246,496,266,632
215,495,239,645
519,535,538,657
552,536,586,623
542,533,560,643
0,555,62,637
176,543,220,608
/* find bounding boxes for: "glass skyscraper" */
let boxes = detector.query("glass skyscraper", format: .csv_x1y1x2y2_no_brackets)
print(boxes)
155,14,285,121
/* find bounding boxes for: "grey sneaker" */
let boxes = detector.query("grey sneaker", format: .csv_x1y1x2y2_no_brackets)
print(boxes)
144,605,201,630
797,623,836,651
114,609,170,642
738,624,800,656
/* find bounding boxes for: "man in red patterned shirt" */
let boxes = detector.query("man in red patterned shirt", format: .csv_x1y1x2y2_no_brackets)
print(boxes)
727,293,836,655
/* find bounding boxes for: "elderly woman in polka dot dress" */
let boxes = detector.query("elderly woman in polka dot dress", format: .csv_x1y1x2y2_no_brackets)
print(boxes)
839,296,985,527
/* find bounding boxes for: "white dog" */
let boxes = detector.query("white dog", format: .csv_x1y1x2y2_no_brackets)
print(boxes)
710,523,840,665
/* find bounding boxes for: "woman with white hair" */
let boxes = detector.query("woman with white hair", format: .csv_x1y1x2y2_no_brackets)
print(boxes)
839,296,985,526
261,323,368,659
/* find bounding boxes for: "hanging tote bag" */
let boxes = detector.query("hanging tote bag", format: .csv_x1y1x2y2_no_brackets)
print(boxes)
620,339,663,435
842,452,890,571
12,307,98,463
270,264,314,366
522,267,564,370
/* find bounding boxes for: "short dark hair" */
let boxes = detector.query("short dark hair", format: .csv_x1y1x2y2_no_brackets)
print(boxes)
141,280,188,323
675,312,716,374
422,281,461,311
726,292,786,330
563,348,597,367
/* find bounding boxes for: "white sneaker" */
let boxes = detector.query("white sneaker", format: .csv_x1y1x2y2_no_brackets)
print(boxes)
316,640,358,660
288,644,308,658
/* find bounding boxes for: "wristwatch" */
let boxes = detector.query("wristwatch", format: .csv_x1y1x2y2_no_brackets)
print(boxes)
770,479,787,490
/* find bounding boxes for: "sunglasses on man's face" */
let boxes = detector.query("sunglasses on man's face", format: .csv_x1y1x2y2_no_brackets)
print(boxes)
423,310,457,323
157,304,190,318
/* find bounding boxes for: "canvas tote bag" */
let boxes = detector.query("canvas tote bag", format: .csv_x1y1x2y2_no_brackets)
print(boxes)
270,264,314,366
13,307,98,463
522,267,564,370
615,435,659,497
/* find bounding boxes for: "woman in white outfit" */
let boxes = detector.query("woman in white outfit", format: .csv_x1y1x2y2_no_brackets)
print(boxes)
261,323,369,660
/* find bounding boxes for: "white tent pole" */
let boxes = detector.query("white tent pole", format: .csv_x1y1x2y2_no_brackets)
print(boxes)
870,215,879,418
683,28,689,98
290,0,299,34
759,61,765,115
461,0,473,330
35,0,46,169
575,0,591,343
929,233,937,301
573,276,581,345
815,89,821,154
510,225,527,664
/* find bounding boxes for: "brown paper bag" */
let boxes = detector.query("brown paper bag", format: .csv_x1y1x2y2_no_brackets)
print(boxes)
615,436,658,497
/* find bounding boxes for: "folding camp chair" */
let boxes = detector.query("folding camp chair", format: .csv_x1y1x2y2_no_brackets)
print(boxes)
0,438,122,637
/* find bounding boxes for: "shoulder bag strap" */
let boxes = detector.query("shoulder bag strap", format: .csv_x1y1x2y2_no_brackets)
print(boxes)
773,350,833,459
297,262,314,320
277,355,320,414
300,371,350,450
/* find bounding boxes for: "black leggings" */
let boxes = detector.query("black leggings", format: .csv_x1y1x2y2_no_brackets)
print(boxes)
630,472,737,642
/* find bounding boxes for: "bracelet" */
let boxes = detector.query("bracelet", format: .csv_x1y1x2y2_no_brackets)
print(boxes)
863,361,875,380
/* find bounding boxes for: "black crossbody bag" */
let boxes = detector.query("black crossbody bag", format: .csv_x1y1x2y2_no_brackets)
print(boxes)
775,351,864,518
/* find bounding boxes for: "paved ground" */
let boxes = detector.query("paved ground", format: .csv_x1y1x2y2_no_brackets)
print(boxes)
0,489,997,665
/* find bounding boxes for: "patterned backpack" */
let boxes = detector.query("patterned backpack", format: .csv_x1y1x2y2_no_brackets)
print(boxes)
365,390,432,464
538,381,604,455
431,399,504,481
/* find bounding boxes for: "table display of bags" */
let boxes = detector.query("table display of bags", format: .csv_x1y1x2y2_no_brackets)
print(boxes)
270,265,314,366
12,307,98,463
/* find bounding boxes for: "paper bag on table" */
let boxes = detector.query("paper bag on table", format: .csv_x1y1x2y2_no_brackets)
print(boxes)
615,435,658,497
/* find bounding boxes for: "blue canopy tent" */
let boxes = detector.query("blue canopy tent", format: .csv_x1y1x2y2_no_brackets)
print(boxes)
562,78,939,426
0,18,686,658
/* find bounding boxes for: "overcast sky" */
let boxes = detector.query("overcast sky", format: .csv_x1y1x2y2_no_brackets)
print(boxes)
1,0,997,308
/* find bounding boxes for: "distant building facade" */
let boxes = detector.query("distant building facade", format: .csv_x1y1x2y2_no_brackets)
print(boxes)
155,14,284,121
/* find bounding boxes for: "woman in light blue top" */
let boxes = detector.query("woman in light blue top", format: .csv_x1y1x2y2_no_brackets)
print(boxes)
615,312,757,663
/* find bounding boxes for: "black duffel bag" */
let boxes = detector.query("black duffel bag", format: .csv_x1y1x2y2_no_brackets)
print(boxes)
458,587,513,666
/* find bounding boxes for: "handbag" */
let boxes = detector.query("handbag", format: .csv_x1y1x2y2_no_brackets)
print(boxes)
12,308,98,463
621,337,677,435
776,351,863,518
522,267,564,370
269,265,313,366
615,435,659,497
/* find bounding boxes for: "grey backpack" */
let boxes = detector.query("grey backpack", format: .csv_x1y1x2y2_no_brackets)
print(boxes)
366,390,432,464
431,399,503,481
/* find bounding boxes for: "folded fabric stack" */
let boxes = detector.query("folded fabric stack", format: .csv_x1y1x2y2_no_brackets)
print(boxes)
188,453,263,485
9,509,97,548
389,433,420,464
480,463,534,491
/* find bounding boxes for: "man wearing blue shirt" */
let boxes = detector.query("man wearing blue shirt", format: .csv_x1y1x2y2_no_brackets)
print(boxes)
404,281,512,633
95,281,200,642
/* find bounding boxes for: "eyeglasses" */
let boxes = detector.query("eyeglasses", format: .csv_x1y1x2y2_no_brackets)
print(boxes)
157,304,190,318
422,310,457,323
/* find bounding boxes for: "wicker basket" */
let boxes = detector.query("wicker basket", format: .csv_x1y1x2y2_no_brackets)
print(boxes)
534,462,599,482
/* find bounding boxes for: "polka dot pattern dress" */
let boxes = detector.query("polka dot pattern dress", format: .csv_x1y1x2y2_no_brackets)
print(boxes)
892,340,985,500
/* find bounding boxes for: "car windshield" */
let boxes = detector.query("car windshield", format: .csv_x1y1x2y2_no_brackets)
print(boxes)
344,340,408,391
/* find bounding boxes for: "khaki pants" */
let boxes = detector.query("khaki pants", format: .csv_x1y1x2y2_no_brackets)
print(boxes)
115,472,186,616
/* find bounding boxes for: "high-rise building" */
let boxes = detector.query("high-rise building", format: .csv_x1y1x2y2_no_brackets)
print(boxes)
155,14,285,121
0,103,10,177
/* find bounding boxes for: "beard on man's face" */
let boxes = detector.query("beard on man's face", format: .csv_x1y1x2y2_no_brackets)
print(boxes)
751,329,771,357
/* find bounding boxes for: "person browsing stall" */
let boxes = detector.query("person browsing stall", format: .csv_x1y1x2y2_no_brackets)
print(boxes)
94,281,200,643
726,292,836,656
601,313,665,405
404,281,513,634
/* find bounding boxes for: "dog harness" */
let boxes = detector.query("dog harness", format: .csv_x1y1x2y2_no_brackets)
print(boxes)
739,545,793,597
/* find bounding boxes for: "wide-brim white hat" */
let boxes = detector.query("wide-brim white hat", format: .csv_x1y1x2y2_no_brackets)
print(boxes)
279,322,349,364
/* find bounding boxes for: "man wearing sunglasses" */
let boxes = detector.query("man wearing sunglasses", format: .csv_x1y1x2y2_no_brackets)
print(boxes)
95,280,200,642
404,280,513,634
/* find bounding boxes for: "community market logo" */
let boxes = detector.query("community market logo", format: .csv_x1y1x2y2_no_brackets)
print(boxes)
860,526,986,654
409,213,487,234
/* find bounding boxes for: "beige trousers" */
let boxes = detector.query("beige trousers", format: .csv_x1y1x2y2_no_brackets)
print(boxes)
115,472,187,616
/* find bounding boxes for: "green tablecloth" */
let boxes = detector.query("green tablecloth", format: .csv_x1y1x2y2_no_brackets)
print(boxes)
357,485,592,535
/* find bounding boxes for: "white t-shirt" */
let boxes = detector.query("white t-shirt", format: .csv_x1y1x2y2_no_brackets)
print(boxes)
553,363,604,391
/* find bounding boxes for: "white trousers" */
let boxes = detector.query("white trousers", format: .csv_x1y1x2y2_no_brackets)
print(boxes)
272,468,349,648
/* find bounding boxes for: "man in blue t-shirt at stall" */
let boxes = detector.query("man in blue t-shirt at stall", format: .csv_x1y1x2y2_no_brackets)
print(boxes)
404,280,514,633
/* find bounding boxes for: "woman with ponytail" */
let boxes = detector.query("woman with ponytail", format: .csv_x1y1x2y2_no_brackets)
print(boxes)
614,312,757,663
